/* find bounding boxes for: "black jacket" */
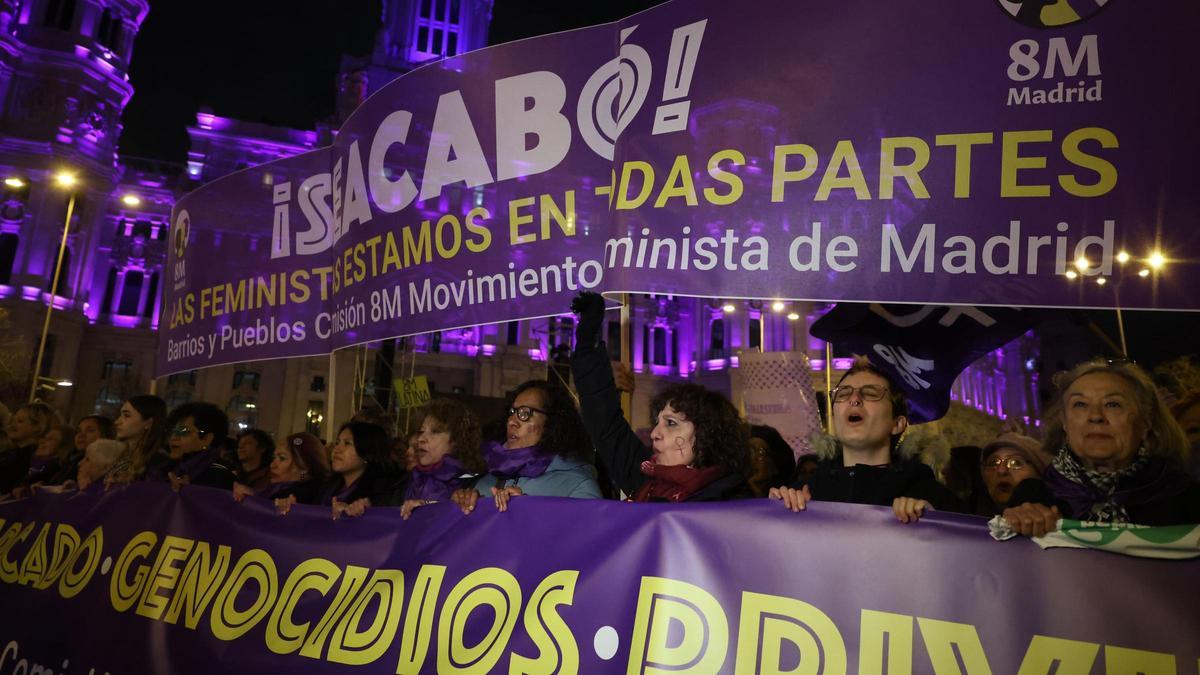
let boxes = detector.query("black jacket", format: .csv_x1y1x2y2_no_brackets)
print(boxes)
320,466,405,507
0,445,35,494
571,344,750,502
1009,460,1200,526
791,457,968,512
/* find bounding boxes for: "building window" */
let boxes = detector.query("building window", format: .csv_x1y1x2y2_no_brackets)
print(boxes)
43,0,75,30
167,371,197,387
232,371,261,392
506,321,519,346
44,245,70,296
412,0,462,59
142,272,159,318
0,233,17,285
94,360,133,417
749,315,762,351
709,319,726,359
101,266,117,313
95,9,122,52
606,321,621,361
306,400,325,437
117,270,143,315
226,395,258,432
652,327,667,366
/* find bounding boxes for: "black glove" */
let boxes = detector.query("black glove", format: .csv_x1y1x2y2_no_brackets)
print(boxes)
570,291,606,351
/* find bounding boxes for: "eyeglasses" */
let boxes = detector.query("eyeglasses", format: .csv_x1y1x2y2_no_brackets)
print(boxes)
982,456,1029,471
830,384,889,403
170,425,201,438
507,405,548,422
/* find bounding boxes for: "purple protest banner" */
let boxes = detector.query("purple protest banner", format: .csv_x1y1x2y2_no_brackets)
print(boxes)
160,0,1200,375
0,483,1196,673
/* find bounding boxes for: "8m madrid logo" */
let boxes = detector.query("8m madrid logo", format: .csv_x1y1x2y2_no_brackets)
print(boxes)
172,209,190,289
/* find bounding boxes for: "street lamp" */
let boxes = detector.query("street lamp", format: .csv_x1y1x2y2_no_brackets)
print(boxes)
29,171,78,402
4,177,25,189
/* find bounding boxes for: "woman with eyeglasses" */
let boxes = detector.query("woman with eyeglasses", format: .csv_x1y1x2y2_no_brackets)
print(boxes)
1003,359,1200,536
976,433,1047,516
569,293,752,503
452,380,601,514
769,357,964,521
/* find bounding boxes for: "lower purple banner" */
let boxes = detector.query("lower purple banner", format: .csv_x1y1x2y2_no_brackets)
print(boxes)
0,483,1195,674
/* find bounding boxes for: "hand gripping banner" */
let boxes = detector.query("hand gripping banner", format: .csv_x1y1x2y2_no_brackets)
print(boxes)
0,484,1197,674
160,0,1200,375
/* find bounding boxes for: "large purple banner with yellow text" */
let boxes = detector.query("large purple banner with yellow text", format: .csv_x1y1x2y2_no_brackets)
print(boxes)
160,0,1200,375
0,484,1196,674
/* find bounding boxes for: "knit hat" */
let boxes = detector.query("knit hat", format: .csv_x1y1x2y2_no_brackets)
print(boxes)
981,433,1049,474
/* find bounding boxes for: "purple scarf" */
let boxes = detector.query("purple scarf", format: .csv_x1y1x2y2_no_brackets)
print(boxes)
484,441,553,481
405,455,469,501
1043,452,1190,523
259,481,301,500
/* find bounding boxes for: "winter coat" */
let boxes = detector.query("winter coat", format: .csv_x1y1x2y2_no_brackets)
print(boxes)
791,457,967,512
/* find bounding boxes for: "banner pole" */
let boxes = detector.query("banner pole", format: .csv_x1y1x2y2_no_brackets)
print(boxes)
1115,308,1129,357
620,293,632,422
327,351,338,441
824,342,834,432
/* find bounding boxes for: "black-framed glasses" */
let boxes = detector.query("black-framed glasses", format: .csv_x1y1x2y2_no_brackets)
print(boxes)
830,384,889,403
982,456,1029,471
508,405,548,422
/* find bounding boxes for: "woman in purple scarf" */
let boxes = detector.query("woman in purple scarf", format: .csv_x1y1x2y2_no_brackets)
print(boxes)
399,399,485,519
451,380,602,514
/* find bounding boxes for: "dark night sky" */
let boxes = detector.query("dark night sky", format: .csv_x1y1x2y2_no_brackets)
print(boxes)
119,0,664,164
116,1,1197,369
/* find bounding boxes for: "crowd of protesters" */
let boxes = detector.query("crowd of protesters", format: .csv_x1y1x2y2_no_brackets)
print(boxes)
1,293,1198,537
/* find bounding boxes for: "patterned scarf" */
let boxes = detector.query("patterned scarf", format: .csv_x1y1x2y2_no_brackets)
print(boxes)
632,459,730,503
1050,445,1147,523
405,455,470,501
483,442,554,482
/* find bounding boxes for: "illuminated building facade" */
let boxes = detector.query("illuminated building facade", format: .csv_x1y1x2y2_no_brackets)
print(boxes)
0,0,1041,440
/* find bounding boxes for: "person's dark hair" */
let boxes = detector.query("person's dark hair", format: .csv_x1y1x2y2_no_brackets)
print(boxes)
650,384,750,474
123,395,168,478
237,428,275,467
509,380,593,461
285,432,330,482
166,402,230,447
835,356,910,455
338,421,394,470
78,415,115,440
420,398,485,473
750,424,796,483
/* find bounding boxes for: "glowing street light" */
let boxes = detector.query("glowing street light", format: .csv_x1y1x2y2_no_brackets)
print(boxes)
31,171,80,402
1147,251,1166,270
1116,251,1131,264
1074,256,1090,271
1096,277,1107,286
786,312,800,321
1065,270,1078,280
722,303,736,313
1138,268,1150,278
771,301,785,312
121,194,141,207
3,177,25,189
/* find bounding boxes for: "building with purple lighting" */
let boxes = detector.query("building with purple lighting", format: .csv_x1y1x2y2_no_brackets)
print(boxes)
0,0,1042,446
